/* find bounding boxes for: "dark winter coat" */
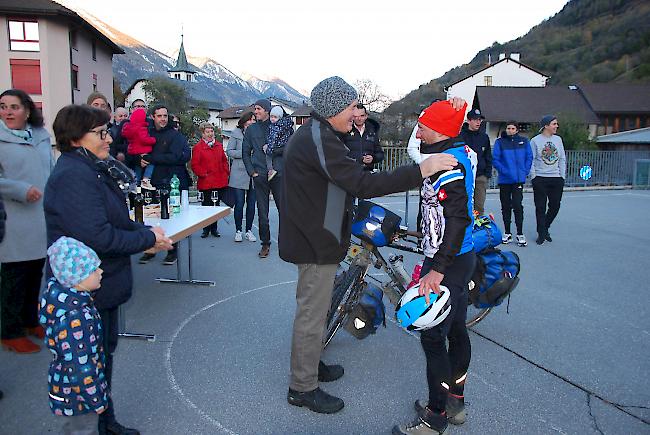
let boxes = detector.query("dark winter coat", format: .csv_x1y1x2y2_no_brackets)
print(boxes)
147,123,192,189
279,113,422,265
492,132,533,184
44,151,156,310
242,119,280,175
109,121,128,158
39,279,108,416
342,118,384,171
191,139,230,190
460,123,492,178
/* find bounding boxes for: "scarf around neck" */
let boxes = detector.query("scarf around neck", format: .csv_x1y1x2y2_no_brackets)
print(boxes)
0,119,33,142
76,147,137,193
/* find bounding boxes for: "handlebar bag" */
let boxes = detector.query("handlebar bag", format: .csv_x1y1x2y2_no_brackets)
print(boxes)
351,200,402,247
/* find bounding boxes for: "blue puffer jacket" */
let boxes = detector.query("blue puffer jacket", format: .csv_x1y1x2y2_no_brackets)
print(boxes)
39,279,108,416
44,151,156,310
492,132,533,184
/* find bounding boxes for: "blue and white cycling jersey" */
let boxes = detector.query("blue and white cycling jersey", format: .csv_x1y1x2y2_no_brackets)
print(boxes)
421,140,477,271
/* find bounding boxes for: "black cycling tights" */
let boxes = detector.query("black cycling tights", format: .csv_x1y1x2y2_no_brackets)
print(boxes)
419,251,476,413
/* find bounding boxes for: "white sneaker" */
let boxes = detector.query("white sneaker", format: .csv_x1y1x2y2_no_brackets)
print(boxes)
516,234,527,247
502,233,513,244
245,230,257,242
234,231,243,242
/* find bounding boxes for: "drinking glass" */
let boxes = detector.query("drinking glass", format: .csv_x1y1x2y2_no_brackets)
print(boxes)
211,191,219,206
197,191,203,204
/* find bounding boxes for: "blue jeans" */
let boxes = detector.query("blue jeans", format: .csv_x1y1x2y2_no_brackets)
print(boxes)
233,185,256,232
134,164,154,183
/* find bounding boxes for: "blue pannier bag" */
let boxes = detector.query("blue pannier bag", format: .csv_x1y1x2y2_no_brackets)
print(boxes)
469,248,520,308
344,282,386,339
351,200,402,248
472,215,503,253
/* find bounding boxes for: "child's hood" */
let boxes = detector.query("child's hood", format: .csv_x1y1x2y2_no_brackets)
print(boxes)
39,278,93,325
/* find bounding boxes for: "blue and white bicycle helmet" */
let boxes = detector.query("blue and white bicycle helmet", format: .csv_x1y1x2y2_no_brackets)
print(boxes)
395,284,451,331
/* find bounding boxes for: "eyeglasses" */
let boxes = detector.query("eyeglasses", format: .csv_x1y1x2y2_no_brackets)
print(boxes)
89,129,110,140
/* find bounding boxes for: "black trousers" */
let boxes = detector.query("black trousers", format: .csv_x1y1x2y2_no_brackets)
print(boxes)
0,258,45,339
200,188,227,232
499,183,524,234
253,173,283,246
419,251,476,413
532,177,564,237
98,307,119,426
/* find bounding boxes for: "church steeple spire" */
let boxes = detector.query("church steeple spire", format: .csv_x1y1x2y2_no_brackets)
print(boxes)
168,32,195,81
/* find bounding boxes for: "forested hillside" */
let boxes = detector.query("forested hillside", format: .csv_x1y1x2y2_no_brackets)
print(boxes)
383,0,650,126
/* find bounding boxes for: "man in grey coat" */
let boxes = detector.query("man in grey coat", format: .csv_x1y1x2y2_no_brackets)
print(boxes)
242,99,284,258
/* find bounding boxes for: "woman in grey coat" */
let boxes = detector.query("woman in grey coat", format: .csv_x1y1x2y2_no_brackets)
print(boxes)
0,89,53,354
227,112,257,243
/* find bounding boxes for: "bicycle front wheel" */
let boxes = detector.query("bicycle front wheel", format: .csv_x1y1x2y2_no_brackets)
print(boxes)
323,265,365,347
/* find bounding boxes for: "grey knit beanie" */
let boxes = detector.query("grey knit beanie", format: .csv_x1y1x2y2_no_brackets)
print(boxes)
310,76,358,118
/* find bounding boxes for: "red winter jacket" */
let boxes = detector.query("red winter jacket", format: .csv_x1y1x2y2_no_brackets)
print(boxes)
122,109,156,155
191,139,230,190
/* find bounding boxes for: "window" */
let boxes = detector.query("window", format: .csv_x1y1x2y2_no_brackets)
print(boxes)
70,29,78,50
174,73,181,80
92,73,97,91
91,40,96,60
484,76,493,86
8,19,39,51
10,59,41,94
71,65,79,90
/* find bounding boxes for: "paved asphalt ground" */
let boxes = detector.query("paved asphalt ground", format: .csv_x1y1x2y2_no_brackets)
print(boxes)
1,189,649,435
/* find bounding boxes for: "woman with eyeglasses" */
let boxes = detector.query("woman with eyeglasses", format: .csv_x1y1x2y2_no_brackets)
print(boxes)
0,89,53,354
44,104,173,434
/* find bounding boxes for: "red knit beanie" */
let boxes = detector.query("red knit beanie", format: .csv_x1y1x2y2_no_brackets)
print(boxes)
418,101,468,137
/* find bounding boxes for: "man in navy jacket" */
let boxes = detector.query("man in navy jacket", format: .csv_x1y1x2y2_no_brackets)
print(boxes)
343,104,384,171
460,109,492,215
492,121,533,246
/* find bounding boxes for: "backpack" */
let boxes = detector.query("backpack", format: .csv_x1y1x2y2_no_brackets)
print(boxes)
472,215,503,253
469,248,520,308
344,283,386,340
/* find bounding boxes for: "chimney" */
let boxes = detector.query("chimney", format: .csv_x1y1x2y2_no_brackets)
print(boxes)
510,53,520,61
488,53,492,65
498,53,506,61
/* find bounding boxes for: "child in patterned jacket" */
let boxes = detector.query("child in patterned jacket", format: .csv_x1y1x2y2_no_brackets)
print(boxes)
265,105,294,181
39,236,108,434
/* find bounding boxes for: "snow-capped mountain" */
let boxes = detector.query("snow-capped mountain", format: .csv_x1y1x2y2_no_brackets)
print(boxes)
243,74,309,105
78,12,306,107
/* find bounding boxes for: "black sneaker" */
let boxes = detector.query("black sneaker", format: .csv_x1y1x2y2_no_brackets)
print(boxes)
211,229,221,238
201,230,210,238
536,235,545,245
545,231,553,242
414,395,465,425
138,253,155,264
393,407,448,434
318,360,344,382
163,252,177,265
287,387,344,414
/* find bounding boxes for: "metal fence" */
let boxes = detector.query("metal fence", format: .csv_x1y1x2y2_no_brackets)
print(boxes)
378,148,650,188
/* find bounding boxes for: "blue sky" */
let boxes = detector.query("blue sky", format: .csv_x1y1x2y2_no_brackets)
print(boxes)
61,0,569,99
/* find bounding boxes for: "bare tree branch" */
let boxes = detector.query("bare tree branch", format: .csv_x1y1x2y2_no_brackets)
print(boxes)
354,79,392,112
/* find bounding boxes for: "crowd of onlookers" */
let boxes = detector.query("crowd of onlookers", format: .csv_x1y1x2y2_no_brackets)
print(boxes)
0,83,566,434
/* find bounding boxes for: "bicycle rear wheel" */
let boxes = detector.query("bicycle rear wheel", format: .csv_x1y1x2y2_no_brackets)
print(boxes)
323,265,365,347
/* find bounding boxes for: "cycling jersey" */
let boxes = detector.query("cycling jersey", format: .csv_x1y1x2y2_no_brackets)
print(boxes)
420,138,477,274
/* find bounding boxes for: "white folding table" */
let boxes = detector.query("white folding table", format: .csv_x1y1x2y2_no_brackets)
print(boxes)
119,205,231,341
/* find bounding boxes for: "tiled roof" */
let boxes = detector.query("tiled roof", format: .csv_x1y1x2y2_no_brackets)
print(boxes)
578,83,650,114
218,105,253,119
475,86,600,124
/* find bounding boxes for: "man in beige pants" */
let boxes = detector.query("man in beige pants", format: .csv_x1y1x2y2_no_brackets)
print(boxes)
279,76,464,414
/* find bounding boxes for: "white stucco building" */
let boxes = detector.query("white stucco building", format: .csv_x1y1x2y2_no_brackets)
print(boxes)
445,53,549,118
